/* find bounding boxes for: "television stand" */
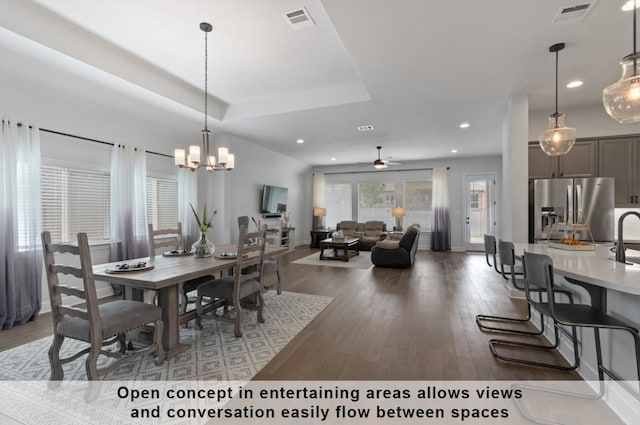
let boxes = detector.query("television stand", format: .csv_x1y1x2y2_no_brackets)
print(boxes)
263,214,282,218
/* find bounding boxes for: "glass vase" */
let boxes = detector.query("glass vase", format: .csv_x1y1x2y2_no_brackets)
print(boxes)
192,232,215,258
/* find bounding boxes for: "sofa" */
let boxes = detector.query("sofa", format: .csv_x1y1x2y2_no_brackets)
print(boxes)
336,220,387,251
371,224,420,268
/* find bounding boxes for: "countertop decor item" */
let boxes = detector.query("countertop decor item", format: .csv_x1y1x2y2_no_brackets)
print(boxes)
190,202,217,257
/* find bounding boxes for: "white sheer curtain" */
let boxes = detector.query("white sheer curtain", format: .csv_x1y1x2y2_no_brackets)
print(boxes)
313,172,325,228
178,169,198,248
109,145,149,272
0,118,42,329
431,166,451,251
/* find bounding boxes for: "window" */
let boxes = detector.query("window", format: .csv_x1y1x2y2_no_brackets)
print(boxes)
324,183,352,229
404,180,432,231
358,182,396,228
147,177,178,230
41,165,110,243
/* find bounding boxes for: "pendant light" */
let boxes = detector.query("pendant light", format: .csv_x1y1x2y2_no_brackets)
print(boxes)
174,22,235,172
603,0,640,123
539,43,576,157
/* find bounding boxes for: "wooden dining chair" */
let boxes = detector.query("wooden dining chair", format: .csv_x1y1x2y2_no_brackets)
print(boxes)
239,216,281,294
148,223,215,320
41,231,164,380
195,224,267,337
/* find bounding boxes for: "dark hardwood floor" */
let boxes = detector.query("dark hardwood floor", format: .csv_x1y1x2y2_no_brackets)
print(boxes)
0,246,580,381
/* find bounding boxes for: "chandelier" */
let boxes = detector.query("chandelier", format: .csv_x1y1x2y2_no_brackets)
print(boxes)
538,43,576,157
603,0,640,123
174,22,234,172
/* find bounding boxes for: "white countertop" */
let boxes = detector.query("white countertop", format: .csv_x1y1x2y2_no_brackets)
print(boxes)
513,243,640,296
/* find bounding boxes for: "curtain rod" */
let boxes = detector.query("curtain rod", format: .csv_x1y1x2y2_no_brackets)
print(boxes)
3,120,173,159
40,128,173,159
322,166,449,176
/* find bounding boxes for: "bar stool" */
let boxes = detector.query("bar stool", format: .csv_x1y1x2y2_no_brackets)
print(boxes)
477,240,573,336
492,252,640,383
483,234,505,277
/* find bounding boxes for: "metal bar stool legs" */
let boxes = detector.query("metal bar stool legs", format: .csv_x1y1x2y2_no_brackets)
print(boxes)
477,239,569,337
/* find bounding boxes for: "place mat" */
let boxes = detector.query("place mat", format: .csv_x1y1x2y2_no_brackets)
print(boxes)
104,263,154,274
162,250,193,257
215,252,248,260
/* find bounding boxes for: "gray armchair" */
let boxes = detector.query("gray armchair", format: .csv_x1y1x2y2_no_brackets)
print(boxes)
371,224,420,268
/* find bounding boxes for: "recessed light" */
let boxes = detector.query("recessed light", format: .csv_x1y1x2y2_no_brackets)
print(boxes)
296,139,304,144
622,1,640,11
451,149,458,153
357,125,375,131
566,80,583,88
331,157,337,161
459,122,470,129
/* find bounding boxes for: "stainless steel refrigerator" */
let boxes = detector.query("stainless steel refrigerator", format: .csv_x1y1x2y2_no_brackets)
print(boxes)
532,177,615,242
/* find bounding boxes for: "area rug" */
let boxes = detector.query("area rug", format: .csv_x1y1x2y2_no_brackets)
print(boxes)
291,251,373,269
0,291,333,381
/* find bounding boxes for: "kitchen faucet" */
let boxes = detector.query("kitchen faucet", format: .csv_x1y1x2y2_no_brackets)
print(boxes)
615,211,640,263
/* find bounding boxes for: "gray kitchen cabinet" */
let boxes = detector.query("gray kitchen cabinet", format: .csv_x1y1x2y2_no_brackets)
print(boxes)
598,137,637,207
529,140,597,179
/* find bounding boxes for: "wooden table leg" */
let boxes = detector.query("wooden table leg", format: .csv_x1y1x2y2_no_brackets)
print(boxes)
156,285,184,359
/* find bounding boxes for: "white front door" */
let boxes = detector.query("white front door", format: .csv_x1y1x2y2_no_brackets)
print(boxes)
463,174,496,251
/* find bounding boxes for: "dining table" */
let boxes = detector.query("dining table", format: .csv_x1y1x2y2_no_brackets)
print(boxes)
92,244,288,358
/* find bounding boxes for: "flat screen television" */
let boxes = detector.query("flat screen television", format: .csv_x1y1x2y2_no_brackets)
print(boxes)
261,185,288,215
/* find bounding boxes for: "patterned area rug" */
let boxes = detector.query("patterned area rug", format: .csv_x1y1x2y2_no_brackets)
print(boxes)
0,291,333,381
291,251,373,269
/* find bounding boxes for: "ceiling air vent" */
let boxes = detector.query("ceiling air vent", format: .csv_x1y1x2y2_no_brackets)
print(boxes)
357,125,375,131
283,7,315,30
549,1,597,27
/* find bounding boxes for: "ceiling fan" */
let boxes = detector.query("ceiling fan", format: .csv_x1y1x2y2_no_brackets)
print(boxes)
373,146,401,169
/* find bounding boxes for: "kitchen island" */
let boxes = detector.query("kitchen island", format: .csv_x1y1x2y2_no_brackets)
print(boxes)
513,243,640,298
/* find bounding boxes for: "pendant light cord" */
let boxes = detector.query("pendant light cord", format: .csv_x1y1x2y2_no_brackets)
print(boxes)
634,0,638,75
555,46,559,127
204,29,208,131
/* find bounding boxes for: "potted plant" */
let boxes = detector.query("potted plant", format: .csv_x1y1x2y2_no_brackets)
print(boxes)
190,203,217,257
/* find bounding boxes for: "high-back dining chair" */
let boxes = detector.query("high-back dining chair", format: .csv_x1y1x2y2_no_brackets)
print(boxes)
195,224,267,337
148,223,215,320
41,231,164,380
239,216,281,294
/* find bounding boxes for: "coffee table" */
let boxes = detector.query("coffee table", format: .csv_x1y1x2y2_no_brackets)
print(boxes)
319,237,360,262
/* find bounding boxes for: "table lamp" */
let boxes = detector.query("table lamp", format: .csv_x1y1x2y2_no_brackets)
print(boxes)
392,206,405,231
313,207,327,230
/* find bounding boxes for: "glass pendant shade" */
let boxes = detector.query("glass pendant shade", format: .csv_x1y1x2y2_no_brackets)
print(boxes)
538,114,576,156
603,53,640,123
